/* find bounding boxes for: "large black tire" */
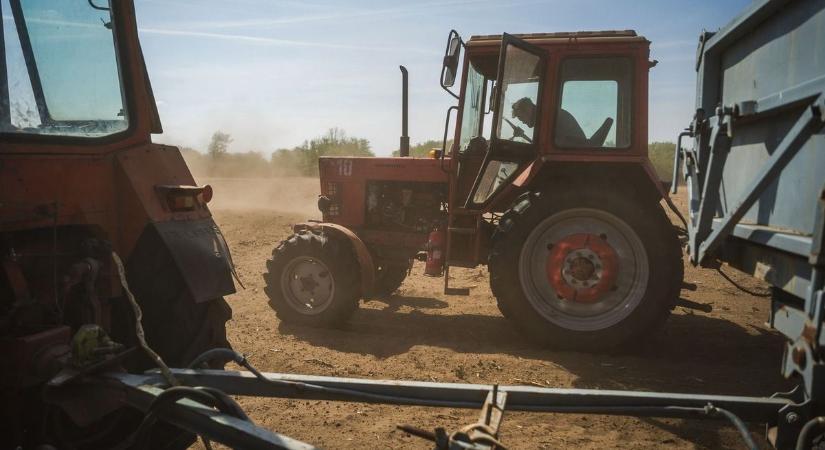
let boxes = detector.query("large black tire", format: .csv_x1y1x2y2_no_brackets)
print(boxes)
373,263,409,298
489,188,683,351
118,235,234,369
264,230,360,326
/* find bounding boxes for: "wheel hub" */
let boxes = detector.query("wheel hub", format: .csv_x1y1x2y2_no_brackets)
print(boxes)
546,233,618,303
281,256,334,314
299,274,320,293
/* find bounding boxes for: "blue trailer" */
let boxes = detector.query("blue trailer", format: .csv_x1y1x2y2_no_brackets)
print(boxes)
674,0,825,446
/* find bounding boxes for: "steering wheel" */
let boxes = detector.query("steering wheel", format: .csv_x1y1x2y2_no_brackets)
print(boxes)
503,118,533,143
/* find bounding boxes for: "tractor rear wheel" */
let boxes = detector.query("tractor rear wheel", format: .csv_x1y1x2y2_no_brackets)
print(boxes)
373,263,409,297
264,230,360,326
489,188,682,351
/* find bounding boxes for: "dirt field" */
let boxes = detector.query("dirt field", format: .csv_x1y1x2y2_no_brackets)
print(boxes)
203,176,789,449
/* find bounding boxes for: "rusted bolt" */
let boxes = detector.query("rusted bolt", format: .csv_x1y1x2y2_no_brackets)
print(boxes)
792,345,807,369
610,285,619,291
599,233,608,240
547,243,554,250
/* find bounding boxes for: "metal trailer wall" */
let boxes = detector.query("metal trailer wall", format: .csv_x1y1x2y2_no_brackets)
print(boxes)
680,1,825,446
687,0,825,298
714,0,824,237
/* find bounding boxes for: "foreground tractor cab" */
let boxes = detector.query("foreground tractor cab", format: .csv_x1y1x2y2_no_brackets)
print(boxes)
1,1,234,447
265,30,684,350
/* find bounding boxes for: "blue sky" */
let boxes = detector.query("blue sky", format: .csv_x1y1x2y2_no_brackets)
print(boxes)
134,0,751,156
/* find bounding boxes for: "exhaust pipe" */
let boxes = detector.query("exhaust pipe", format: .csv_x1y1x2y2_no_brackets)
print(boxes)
399,65,410,157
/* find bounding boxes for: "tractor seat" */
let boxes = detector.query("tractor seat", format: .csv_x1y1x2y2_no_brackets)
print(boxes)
555,109,613,148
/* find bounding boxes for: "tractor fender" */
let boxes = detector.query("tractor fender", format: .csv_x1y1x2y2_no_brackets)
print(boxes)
128,218,236,303
532,158,668,204
293,222,375,296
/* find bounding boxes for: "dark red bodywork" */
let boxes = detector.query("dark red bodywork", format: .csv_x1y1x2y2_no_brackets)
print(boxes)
0,3,235,440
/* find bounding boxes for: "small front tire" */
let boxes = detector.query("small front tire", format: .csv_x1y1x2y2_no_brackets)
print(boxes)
264,231,360,327
373,263,409,298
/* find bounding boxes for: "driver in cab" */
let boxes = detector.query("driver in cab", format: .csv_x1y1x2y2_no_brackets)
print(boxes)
511,97,613,148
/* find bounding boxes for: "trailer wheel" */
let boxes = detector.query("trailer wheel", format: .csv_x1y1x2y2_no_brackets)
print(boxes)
489,188,682,351
264,231,360,326
373,263,409,297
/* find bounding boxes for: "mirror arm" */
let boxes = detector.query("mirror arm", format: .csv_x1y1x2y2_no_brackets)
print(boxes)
441,83,459,100
440,105,458,173
88,0,110,11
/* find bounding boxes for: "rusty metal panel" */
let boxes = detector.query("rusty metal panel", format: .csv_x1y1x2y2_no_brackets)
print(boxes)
0,154,116,232
318,156,448,229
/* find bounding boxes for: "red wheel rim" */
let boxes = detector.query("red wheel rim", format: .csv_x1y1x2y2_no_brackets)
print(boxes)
545,233,619,303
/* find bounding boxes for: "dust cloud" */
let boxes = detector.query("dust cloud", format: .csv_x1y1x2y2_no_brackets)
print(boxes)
197,176,322,218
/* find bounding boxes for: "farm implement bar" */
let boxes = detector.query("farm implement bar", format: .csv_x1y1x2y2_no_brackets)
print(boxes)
85,360,801,450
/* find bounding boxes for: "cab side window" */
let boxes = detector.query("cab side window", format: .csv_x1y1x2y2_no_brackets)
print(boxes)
554,57,632,149
458,62,485,154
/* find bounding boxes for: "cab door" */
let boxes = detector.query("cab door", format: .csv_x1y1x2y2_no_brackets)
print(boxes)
465,33,547,208
443,34,547,274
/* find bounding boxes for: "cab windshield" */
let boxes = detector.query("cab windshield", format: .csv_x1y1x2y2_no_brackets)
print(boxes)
0,0,128,137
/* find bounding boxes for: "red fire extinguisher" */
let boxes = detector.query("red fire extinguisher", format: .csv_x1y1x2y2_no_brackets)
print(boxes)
425,226,446,276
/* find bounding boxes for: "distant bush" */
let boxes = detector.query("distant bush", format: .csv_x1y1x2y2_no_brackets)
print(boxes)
391,139,452,157
181,147,271,179
648,141,677,183
271,127,373,176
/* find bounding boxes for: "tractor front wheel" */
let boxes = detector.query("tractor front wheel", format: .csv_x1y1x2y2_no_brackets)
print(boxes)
373,263,409,298
264,230,361,326
489,188,682,351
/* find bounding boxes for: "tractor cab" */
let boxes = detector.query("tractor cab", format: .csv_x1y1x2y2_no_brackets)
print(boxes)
442,31,658,269
268,29,681,352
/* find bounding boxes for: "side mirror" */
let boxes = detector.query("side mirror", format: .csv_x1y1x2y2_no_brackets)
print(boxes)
440,30,462,89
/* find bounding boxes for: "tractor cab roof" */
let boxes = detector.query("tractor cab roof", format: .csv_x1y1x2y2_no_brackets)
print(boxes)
463,30,650,78
466,30,649,48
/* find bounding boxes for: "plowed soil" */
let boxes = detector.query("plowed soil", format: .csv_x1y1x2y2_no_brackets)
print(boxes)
203,176,788,449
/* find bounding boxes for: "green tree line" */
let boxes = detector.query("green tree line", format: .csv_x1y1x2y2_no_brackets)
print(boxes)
182,127,374,178
648,141,678,183
391,139,451,157
271,127,372,176
182,128,678,182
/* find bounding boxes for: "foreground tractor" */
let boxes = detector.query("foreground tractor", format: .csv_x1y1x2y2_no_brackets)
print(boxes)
1,1,234,447
265,30,684,350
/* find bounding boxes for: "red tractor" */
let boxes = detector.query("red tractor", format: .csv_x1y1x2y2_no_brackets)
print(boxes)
265,31,684,350
1,1,234,447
